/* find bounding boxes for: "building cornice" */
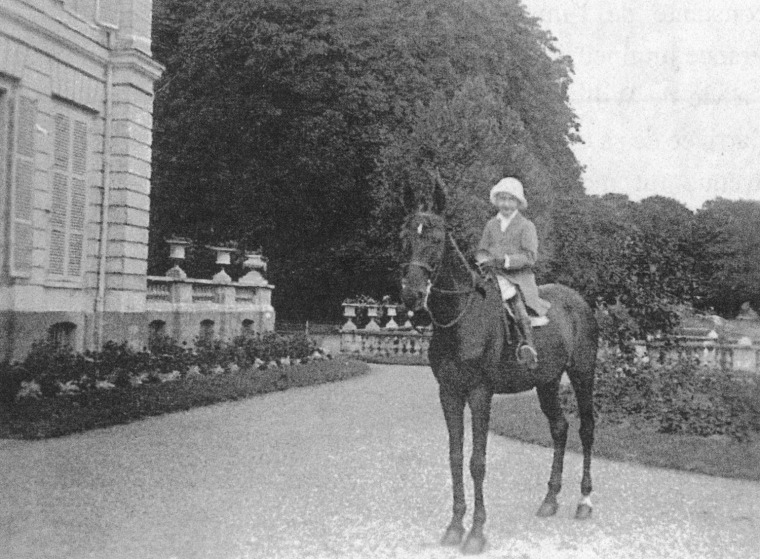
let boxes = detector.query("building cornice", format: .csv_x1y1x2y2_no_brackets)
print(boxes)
0,1,109,66
0,2,164,84
111,49,165,84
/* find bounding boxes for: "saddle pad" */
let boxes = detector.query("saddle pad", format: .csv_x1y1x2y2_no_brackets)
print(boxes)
496,276,518,300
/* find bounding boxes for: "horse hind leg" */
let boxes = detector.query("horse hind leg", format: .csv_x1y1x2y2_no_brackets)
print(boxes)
569,372,595,520
535,380,568,518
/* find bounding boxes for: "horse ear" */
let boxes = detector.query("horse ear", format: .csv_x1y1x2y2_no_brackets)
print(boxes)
432,179,446,215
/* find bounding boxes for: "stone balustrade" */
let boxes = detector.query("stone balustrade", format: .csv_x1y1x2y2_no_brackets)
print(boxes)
147,277,273,309
639,338,760,373
144,276,275,346
340,329,431,360
338,302,431,359
338,304,760,374
141,241,276,346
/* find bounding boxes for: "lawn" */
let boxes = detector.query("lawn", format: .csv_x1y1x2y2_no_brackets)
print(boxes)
490,390,760,481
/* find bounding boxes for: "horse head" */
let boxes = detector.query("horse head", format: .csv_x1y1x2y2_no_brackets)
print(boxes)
399,182,447,312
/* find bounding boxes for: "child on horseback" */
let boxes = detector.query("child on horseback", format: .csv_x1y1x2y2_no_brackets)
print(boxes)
476,177,550,369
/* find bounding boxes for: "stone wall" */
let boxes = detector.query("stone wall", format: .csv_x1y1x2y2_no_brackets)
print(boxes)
0,0,161,360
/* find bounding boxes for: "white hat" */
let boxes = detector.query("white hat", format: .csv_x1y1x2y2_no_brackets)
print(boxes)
489,177,527,208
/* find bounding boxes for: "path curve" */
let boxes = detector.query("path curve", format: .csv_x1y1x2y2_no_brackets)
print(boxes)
1,364,758,558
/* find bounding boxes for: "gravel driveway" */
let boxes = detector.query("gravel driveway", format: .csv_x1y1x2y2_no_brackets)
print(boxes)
1,364,758,559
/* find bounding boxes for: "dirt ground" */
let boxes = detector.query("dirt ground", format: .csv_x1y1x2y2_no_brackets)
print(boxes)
1,364,758,558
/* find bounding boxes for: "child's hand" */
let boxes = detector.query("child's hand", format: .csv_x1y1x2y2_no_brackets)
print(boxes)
485,256,505,269
477,256,504,274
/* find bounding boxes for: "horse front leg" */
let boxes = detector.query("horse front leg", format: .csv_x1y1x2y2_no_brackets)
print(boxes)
439,385,467,547
462,384,492,555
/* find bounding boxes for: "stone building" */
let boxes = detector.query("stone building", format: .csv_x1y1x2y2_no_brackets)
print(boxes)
1,1,274,361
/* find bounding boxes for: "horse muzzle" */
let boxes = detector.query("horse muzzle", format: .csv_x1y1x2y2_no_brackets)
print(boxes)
400,279,431,312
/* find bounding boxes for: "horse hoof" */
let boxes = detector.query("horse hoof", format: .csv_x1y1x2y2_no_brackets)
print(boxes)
440,525,465,547
575,503,593,520
461,532,487,555
536,500,559,517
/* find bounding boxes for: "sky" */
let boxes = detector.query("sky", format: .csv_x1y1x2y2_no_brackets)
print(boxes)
522,0,760,210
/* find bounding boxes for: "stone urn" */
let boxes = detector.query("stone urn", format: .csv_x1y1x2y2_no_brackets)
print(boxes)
165,237,192,279
341,304,358,331
385,305,399,329
365,305,381,331
239,251,268,286
208,245,236,283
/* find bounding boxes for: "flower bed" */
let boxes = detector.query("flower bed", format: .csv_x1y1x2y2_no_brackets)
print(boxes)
0,334,369,439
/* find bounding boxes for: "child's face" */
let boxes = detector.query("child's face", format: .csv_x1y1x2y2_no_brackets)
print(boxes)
495,193,520,215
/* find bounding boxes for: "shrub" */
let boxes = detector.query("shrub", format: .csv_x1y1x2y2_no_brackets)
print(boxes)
4,331,322,401
148,335,199,375
657,362,760,441
19,341,97,397
562,344,760,441
0,360,26,403
91,341,152,385
230,332,317,365
594,302,642,351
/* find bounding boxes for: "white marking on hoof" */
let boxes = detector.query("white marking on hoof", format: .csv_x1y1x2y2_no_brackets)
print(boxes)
579,495,593,508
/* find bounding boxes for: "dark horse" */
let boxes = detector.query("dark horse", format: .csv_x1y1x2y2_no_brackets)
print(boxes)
399,185,598,554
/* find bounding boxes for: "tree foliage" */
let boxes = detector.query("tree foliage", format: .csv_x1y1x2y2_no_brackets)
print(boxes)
150,0,583,319
692,199,760,315
548,192,760,335
548,194,698,336
150,0,760,329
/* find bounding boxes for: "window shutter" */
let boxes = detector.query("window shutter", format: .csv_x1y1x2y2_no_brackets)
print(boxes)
50,113,71,276
50,173,68,275
49,112,88,279
0,91,5,274
68,119,87,276
54,113,70,169
10,96,36,277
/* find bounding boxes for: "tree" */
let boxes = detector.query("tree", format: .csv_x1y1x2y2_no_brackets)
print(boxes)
150,0,585,319
693,198,760,316
548,194,698,336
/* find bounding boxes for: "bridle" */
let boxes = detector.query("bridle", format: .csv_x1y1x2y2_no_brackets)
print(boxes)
404,231,479,329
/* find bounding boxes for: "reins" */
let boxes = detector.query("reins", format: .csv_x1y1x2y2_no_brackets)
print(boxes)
426,232,479,329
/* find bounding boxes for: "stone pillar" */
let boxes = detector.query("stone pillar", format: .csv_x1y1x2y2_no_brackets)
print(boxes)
102,10,162,315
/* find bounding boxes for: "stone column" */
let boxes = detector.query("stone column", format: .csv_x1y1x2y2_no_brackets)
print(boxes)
100,0,162,316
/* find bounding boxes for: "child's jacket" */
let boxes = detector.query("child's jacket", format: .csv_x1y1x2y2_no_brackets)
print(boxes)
477,212,551,316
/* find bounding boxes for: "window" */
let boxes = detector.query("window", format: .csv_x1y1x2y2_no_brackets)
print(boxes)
49,321,76,351
1,83,37,278
49,105,89,279
242,319,254,335
148,320,167,351
199,320,215,343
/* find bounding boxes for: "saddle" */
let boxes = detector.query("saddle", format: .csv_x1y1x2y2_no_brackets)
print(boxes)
475,254,545,368
474,250,548,328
